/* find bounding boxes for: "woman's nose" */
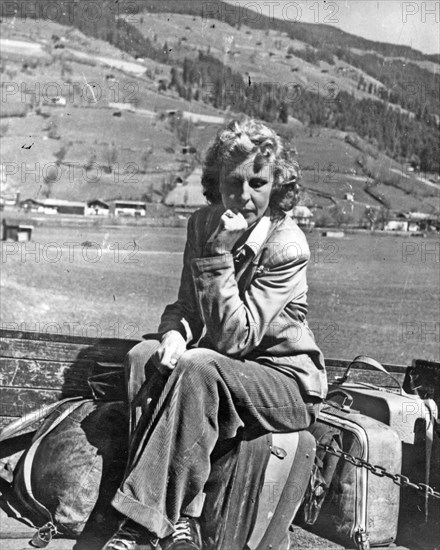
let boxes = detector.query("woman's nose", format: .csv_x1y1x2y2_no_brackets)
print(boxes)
238,180,251,203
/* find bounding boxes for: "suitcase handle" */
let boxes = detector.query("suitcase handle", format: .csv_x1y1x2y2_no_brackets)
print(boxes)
325,389,354,412
335,355,403,393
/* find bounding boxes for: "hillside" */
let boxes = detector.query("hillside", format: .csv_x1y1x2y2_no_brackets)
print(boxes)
0,4,439,219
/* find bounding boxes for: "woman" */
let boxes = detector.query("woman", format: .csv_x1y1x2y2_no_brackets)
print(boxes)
102,118,327,550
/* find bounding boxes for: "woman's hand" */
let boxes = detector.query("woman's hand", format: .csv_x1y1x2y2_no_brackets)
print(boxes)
207,210,248,255
152,330,187,373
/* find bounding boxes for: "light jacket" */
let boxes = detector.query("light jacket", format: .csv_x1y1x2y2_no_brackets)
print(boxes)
158,205,327,399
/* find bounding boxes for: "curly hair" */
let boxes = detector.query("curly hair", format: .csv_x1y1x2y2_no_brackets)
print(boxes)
201,117,301,213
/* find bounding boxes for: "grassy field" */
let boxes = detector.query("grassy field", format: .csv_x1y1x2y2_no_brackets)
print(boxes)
1,224,438,366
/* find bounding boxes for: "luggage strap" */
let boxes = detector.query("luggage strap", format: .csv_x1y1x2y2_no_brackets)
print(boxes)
317,442,440,500
334,355,403,393
21,399,91,547
0,397,80,443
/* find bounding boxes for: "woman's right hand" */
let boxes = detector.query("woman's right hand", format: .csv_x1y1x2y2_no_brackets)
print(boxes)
152,330,187,373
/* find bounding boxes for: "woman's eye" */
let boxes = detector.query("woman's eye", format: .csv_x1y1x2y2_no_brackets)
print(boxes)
249,178,268,189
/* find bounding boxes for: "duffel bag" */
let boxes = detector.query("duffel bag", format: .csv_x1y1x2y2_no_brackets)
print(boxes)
6,398,128,548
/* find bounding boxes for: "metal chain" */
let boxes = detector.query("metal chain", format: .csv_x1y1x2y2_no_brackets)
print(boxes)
318,443,440,500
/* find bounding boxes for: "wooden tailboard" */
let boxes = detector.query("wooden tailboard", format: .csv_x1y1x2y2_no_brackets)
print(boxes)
0,328,412,430
0,329,137,429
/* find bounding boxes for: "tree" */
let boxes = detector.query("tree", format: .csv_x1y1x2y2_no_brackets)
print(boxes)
140,147,153,174
103,144,118,173
47,118,61,140
279,102,289,124
54,144,67,165
43,165,59,198
84,150,97,171
329,204,354,227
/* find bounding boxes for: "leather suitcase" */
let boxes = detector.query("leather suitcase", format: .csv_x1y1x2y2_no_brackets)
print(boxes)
330,356,438,520
247,431,316,550
306,403,402,549
203,430,315,550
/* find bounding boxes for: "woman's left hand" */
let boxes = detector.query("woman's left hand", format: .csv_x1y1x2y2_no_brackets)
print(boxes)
152,330,187,373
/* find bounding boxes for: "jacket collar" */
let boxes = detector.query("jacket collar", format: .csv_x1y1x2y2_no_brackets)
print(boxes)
238,213,272,258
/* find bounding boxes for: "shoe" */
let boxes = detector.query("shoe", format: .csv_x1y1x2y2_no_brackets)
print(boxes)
101,519,160,550
161,517,202,550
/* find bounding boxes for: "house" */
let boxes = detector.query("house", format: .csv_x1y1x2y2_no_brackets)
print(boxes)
384,219,409,232
2,218,33,241
0,192,21,208
384,212,439,232
21,198,44,213
111,200,147,217
41,199,86,215
403,212,438,232
20,198,86,215
87,199,110,216
287,205,315,229
43,96,67,107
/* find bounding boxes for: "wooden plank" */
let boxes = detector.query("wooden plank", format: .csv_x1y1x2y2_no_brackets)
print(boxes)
0,388,76,417
0,336,137,362
0,358,97,390
0,328,139,347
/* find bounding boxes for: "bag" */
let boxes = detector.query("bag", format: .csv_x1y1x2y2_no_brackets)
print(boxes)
303,398,402,549
203,430,315,550
330,355,438,521
6,398,128,547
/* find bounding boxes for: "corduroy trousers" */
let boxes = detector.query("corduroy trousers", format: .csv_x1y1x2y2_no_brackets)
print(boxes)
111,338,319,539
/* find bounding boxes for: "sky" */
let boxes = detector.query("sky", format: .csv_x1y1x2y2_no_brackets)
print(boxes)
222,0,440,55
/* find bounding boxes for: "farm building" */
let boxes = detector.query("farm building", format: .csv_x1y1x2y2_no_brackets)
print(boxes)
20,199,86,215
287,205,315,229
2,218,34,241
384,219,409,232
111,200,147,217
0,193,21,208
87,199,110,216
43,96,67,107
385,212,439,232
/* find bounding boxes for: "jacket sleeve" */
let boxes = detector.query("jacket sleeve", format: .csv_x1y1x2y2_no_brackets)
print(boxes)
191,245,309,357
157,215,204,344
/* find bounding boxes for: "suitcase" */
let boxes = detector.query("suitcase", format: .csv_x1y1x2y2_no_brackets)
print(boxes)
330,356,438,520
305,402,402,549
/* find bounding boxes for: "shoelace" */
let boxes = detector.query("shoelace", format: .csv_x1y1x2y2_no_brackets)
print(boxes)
171,518,192,542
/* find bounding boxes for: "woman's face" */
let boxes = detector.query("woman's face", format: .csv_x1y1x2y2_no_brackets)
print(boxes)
219,153,273,226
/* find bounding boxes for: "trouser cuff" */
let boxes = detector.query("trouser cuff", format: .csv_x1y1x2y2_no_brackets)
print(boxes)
111,489,174,539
